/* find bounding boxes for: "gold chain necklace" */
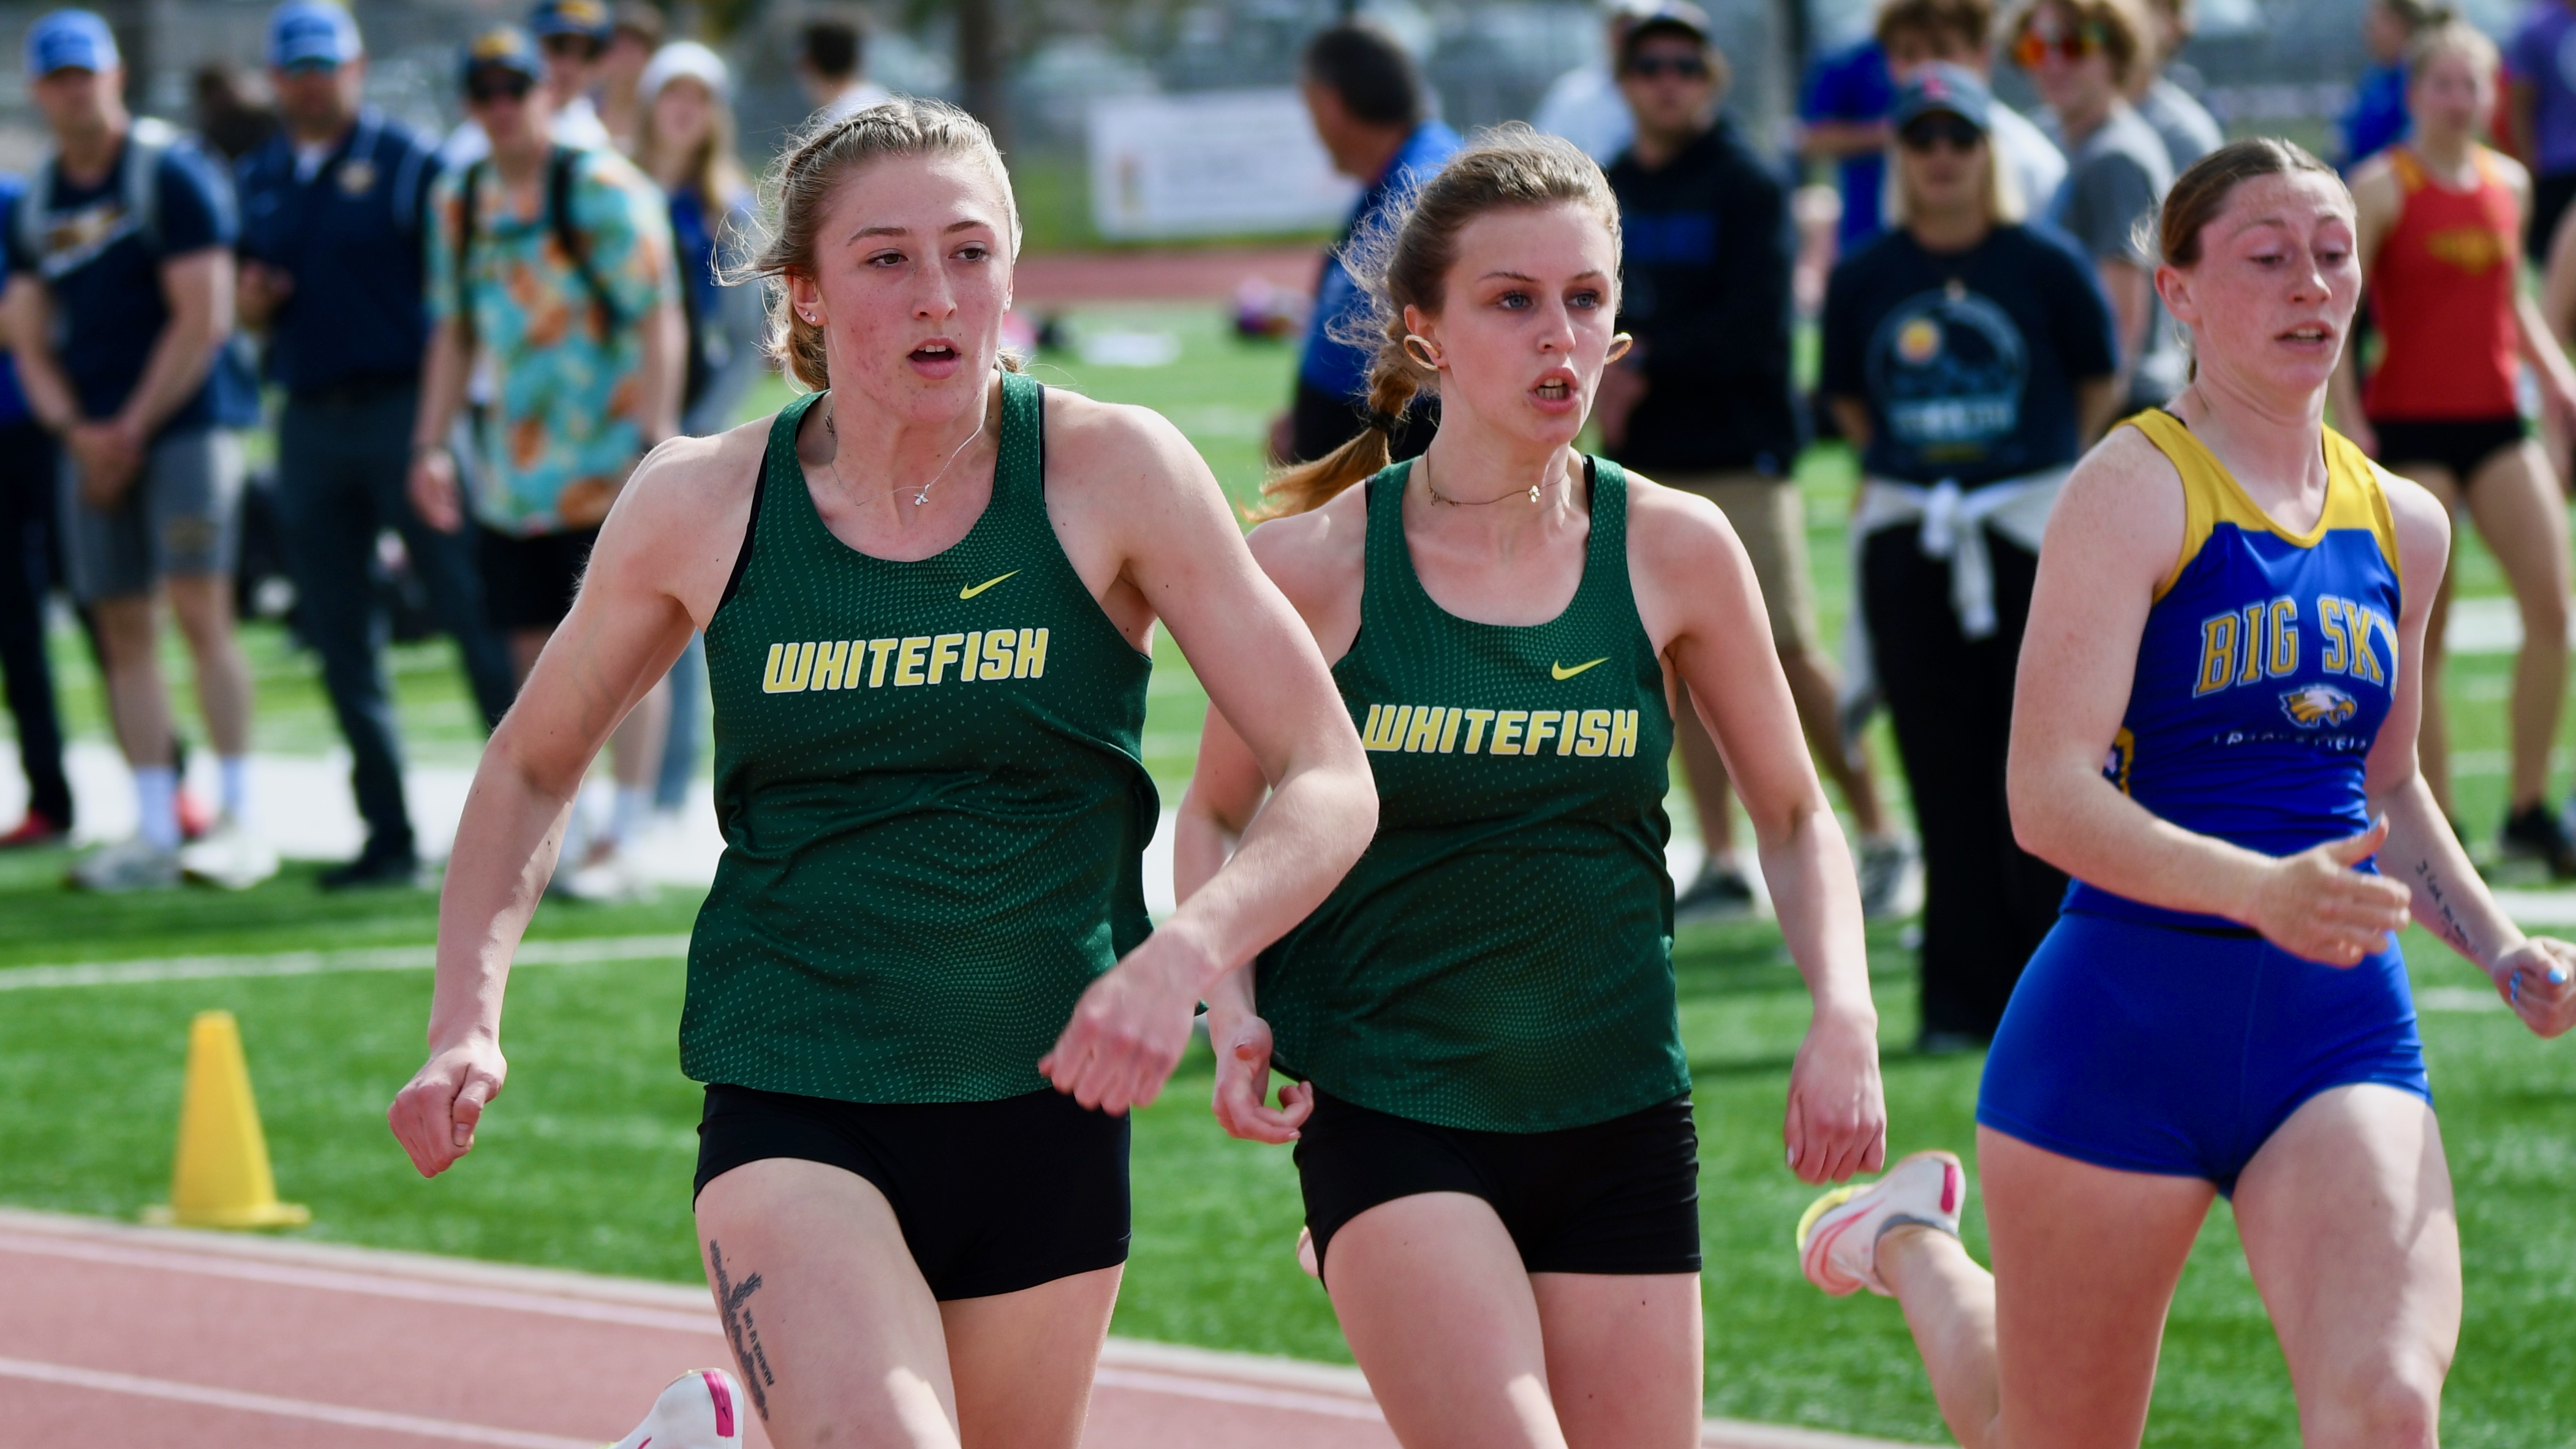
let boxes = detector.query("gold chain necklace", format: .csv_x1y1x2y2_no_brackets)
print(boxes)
1419,448,1550,506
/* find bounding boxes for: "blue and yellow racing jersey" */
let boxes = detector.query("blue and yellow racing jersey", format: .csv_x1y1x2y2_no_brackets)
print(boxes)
2064,409,2406,929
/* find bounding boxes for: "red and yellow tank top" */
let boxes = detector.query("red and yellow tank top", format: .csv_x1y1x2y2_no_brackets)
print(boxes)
2363,145,2521,422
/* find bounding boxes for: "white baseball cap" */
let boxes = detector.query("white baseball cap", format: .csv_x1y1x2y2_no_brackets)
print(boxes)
640,39,728,104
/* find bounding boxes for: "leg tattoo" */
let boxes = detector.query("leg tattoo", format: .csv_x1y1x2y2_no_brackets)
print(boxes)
708,1239,779,1420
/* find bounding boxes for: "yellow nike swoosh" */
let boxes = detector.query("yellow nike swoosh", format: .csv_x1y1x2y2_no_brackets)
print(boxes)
1551,657,1609,681
959,571,1019,600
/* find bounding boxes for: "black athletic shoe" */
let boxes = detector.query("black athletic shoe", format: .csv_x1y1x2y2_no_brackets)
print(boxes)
2497,804,2576,879
320,846,421,891
1674,863,1758,924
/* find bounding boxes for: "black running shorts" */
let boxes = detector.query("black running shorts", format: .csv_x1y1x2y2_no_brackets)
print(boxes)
693,1083,1131,1301
1291,1089,1702,1278
477,524,600,633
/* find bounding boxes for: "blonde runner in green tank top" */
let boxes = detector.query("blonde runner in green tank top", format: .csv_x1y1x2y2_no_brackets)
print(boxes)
1255,456,1688,1132
684,376,1159,1104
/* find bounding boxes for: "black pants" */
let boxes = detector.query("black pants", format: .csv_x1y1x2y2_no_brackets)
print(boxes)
0,420,71,827
1288,374,1438,466
277,388,516,856
1863,524,2067,1042
2533,170,2576,262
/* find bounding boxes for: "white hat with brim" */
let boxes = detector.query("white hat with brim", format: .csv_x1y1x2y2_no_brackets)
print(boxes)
640,40,728,105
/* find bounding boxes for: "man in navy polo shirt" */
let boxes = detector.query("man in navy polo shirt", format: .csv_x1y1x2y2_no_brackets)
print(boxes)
2,9,269,892
238,0,515,889
0,170,75,849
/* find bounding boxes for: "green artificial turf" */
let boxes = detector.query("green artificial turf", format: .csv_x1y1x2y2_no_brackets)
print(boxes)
1,302,2572,1443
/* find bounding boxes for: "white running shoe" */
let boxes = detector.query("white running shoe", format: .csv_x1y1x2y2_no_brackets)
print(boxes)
555,844,649,904
68,835,181,892
1795,1149,1965,1298
608,1368,745,1449
178,816,280,891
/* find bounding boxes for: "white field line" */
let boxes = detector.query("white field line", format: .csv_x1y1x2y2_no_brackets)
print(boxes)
0,933,691,991
0,1355,595,1448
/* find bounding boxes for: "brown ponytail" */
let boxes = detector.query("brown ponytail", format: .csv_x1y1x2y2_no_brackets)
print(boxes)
725,96,1024,392
1257,124,1622,518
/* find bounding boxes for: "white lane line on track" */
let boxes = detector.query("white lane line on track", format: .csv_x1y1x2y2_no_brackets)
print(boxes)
0,1232,723,1336
0,934,692,991
0,1355,595,1449
1092,1366,1381,1421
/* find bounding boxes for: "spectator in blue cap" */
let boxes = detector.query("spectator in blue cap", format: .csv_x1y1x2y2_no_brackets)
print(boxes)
0,167,74,850
235,0,517,888
439,2,613,167
3,8,272,891
1822,59,2118,1046
409,21,683,899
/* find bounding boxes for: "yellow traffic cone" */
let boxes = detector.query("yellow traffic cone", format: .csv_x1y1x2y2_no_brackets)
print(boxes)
144,1010,310,1229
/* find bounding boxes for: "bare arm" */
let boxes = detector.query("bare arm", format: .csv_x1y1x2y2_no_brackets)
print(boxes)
2509,78,2540,172
1800,119,1892,162
2364,477,2576,1034
388,429,753,1175
2098,258,2153,396
642,297,686,444
1038,401,1378,1118
2543,197,2576,350
1630,479,1883,1186
1,276,80,432
116,249,231,440
1176,500,1368,1143
2075,376,2122,445
406,318,475,532
2329,165,2397,452
2006,428,2412,961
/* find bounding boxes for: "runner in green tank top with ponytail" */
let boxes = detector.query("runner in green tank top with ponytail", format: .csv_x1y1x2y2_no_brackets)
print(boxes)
1177,126,1887,1449
388,99,1378,1449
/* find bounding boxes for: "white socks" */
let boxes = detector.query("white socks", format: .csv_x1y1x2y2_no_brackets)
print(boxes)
218,755,252,828
134,765,180,852
608,784,650,848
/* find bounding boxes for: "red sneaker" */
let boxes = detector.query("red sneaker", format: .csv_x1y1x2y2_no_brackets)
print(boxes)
0,811,69,849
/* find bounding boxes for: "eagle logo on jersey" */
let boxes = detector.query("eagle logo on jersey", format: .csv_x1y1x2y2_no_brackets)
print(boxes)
2279,683,2358,728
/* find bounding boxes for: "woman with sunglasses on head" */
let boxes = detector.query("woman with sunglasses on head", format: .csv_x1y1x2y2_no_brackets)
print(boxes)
390,99,1380,1449
2331,18,2576,872
1797,137,2576,1449
1176,126,1887,1449
1821,64,2120,1053
2012,0,2181,411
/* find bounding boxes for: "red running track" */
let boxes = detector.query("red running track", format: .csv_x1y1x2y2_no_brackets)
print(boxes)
0,1209,1912,1449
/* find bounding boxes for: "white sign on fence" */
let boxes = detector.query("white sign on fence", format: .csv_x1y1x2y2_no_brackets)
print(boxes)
1088,88,1360,240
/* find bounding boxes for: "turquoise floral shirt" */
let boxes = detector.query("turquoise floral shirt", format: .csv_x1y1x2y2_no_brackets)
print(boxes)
428,146,679,535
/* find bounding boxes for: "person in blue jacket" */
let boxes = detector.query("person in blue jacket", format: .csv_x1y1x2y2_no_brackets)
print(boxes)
1273,21,1460,466
0,171,74,849
236,1,516,888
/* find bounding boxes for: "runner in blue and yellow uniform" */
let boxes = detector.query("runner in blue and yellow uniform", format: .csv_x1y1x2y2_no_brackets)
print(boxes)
1793,138,2576,1448
1178,128,1887,1449
389,99,1378,1449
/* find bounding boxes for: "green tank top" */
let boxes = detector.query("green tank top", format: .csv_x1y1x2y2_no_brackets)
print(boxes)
1255,458,1686,1132
682,376,1158,1104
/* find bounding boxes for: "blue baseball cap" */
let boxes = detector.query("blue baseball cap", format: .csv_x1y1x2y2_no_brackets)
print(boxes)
269,1,359,70
459,25,543,88
529,0,611,42
1893,62,1994,133
25,9,118,77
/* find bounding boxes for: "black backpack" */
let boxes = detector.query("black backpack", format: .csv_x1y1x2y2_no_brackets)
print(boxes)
454,144,623,341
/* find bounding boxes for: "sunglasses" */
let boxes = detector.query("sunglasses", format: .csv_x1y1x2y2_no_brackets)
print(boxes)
466,71,534,104
1626,54,1711,80
2013,20,2105,67
539,32,602,59
1900,113,1985,151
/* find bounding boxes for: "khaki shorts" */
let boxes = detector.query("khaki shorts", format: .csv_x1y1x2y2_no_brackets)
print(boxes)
1660,471,1818,654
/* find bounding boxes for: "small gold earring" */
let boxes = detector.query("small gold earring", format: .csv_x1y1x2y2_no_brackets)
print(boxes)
1402,333,1443,370
1605,331,1634,364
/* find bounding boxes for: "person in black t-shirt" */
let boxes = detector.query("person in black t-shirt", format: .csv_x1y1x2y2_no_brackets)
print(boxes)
1821,63,2121,1049
1601,2,1913,925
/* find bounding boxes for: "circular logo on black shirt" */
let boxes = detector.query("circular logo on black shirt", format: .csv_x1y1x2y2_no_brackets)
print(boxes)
1865,286,2028,464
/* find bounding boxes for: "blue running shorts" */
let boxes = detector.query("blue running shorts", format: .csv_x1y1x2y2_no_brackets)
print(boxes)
1977,911,2430,1196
